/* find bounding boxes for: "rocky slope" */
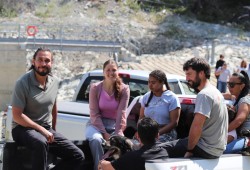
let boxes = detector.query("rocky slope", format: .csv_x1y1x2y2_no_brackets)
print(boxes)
1,0,250,100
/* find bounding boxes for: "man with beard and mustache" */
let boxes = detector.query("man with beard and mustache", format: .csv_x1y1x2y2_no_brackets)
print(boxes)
158,57,228,159
11,48,84,170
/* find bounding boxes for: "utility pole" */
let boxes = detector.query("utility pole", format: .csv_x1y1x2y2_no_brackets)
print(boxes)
211,39,219,66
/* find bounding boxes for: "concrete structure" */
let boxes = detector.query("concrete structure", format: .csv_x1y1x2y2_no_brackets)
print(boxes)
0,38,135,111
0,43,26,111
0,24,140,111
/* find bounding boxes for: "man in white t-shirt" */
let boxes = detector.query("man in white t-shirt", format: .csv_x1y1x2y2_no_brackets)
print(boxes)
215,62,231,93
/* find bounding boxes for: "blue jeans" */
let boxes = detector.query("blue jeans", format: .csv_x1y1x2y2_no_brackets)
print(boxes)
224,137,246,154
217,81,227,93
86,118,115,170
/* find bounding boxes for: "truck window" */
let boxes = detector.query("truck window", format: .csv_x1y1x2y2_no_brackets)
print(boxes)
168,81,182,94
76,76,103,102
180,81,197,95
122,78,148,104
77,75,150,104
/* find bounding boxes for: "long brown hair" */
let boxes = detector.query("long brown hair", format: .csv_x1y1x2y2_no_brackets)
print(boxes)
240,59,247,68
103,59,122,101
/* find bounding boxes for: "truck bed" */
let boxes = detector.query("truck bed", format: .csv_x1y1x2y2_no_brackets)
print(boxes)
145,154,250,170
57,101,90,140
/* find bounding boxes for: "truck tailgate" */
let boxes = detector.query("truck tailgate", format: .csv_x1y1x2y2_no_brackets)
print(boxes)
145,154,250,170
57,101,90,140
57,101,90,116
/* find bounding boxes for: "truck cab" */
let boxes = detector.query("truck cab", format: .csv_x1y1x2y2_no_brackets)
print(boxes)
57,69,197,140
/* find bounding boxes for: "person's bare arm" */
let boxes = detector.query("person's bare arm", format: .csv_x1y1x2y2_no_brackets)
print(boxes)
99,160,115,170
52,102,57,130
138,107,145,121
159,107,181,135
184,113,206,158
229,103,249,132
222,92,235,101
227,135,234,144
12,106,54,143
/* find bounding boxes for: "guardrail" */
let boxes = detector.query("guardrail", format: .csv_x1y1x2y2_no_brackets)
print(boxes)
0,23,141,55
0,23,120,41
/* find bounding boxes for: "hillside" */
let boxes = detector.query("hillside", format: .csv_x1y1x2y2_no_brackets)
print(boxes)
1,0,250,100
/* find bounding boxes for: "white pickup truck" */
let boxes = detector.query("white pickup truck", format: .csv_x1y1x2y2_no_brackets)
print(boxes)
1,69,196,170
1,69,249,170
55,69,197,141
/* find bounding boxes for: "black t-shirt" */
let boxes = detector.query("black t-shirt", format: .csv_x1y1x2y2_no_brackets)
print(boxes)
111,144,168,170
215,60,224,70
215,60,225,79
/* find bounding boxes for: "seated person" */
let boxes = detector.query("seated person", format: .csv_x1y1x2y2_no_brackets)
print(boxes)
227,104,237,144
85,59,130,170
223,71,250,154
99,117,168,170
139,70,181,142
11,48,84,170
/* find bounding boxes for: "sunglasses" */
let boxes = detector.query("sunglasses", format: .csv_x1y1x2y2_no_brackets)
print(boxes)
227,82,242,88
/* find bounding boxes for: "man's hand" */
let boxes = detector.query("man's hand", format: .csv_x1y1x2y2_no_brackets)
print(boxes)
40,128,54,143
98,160,115,170
98,160,103,170
103,133,111,141
184,151,193,158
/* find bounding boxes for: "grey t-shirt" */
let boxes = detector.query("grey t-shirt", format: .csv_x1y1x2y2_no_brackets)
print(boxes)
236,95,250,134
195,84,228,157
11,70,59,129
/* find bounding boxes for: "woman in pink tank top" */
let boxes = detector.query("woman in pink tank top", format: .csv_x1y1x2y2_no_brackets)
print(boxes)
85,59,130,170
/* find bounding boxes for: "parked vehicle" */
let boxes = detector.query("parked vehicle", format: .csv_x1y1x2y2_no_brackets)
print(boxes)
3,69,241,170
56,69,197,140
145,154,250,170
1,69,196,170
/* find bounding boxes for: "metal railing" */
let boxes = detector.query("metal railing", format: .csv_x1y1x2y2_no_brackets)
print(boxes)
0,23,141,55
0,23,120,41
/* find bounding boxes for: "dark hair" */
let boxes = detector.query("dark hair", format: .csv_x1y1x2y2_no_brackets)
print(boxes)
232,70,250,107
220,54,224,59
183,57,211,79
137,117,159,145
240,59,247,68
29,47,52,70
145,70,170,107
103,59,122,101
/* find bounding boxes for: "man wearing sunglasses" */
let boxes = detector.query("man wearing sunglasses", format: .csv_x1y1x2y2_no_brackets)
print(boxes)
158,57,228,159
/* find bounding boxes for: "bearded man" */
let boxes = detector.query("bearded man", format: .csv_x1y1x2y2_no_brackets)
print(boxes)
11,47,84,170
158,57,228,159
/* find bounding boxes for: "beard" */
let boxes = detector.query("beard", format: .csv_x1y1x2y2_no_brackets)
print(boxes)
188,74,201,93
34,65,51,76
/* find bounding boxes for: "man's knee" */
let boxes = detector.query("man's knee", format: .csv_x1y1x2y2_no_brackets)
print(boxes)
89,137,104,147
32,138,48,152
74,146,85,161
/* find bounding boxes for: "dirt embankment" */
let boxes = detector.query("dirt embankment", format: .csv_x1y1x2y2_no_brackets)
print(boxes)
2,0,250,100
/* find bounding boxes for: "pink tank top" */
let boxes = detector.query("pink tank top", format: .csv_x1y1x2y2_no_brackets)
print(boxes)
99,88,119,119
